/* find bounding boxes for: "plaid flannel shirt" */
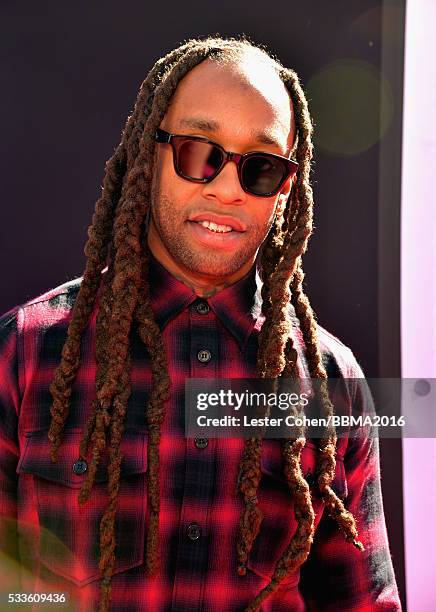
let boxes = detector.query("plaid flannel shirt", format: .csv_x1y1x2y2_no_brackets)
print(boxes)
0,255,401,611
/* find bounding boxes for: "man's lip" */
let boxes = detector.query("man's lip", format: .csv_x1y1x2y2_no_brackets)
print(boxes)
188,212,247,232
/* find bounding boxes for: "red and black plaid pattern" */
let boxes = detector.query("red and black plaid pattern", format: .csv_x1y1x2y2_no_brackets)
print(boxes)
0,256,401,611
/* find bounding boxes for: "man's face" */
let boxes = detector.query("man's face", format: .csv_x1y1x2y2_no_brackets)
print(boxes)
148,56,295,286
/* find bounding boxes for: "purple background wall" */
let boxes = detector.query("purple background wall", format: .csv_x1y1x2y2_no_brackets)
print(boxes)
0,1,406,607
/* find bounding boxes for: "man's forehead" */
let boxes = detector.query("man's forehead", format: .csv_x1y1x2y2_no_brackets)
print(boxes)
165,58,295,151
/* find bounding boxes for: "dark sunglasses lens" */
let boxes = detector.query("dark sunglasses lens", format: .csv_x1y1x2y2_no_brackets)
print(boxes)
242,155,287,195
178,141,223,180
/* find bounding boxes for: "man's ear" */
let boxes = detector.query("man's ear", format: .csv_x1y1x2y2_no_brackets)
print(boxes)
275,173,296,218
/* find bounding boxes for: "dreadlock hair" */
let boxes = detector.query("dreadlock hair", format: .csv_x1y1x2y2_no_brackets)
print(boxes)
48,36,363,612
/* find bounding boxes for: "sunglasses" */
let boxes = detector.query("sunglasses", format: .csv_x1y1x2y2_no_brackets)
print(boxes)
155,128,298,197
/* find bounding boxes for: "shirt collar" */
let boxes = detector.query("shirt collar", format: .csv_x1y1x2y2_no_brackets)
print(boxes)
149,254,260,350
149,255,197,327
208,267,260,350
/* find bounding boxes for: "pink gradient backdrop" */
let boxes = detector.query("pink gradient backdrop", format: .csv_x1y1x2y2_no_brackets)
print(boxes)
401,1,436,610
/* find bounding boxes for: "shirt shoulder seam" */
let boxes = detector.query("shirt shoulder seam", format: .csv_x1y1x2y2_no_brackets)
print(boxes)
19,279,82,312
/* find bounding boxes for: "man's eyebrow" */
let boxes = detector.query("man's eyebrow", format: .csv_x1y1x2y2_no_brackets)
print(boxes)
179,117,220,132
178,117,283,148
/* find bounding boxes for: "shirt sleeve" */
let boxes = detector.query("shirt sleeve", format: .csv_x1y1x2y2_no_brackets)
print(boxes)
299,369,402,611
0,308,21,590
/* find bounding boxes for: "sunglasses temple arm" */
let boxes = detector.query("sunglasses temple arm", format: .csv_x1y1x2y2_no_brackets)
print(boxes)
155,129,172,144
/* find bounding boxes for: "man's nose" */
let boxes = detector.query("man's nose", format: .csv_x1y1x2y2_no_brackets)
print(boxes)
201,160,246,205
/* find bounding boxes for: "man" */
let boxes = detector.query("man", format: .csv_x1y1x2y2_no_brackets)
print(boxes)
0,37,401,611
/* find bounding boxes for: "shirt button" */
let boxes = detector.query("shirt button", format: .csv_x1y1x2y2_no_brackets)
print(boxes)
196,301,210,315
197,349,212,363
186,522,201,541
73,459,88,475
194,437,209,449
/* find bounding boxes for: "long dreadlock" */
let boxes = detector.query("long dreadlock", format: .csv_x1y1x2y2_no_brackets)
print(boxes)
48,36,363,612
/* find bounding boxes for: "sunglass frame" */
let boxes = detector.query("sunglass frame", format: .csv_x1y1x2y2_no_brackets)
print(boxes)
155,128,298,197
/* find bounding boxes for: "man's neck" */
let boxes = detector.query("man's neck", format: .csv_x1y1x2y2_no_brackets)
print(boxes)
147,239,254,298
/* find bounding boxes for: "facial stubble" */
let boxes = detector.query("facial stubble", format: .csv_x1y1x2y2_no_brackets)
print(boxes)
149,183,278,280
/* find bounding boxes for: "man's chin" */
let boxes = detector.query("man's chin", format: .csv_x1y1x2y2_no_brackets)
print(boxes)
186,263,242,279
179,254,251,280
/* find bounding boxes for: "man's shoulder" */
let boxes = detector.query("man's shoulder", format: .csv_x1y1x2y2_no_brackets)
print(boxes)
288,302,365,379
0,277,83,337
316,323,365,379
21,277,83,309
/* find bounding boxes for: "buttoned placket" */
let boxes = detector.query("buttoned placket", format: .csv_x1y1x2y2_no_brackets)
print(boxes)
171,298,218,611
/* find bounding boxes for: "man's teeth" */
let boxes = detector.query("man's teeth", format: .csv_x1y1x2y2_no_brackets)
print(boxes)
198,220,233,233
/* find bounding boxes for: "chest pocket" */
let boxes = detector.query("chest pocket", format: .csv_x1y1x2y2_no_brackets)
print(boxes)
17,428,148,587
247,439,348,584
